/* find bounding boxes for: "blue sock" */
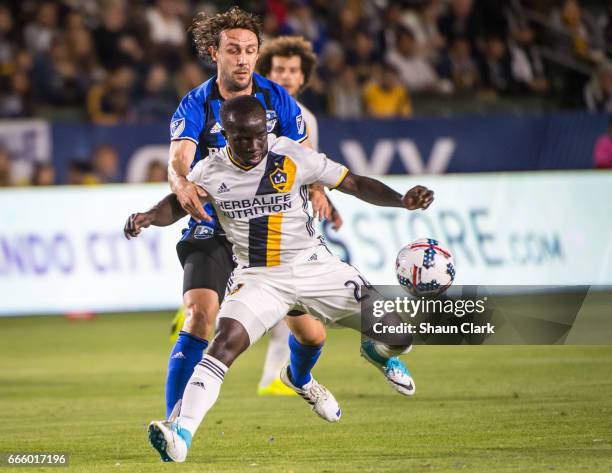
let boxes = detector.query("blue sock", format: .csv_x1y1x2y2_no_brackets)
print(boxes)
165,331,208,418
288,334,323,388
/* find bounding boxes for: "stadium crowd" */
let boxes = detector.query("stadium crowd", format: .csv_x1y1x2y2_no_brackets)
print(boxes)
0,0,611,186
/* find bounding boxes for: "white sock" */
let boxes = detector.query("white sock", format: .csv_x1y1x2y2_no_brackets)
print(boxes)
178,355,228,436
259,320,291,388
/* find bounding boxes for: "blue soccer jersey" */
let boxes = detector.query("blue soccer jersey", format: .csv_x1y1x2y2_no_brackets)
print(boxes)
170,73,308,239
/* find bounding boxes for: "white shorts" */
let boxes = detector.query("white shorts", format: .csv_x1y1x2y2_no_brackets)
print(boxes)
219,245,368,344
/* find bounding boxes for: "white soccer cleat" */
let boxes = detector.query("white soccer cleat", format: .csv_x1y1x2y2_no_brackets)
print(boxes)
280,365,341,422
361,340,416,396
147,420,191,463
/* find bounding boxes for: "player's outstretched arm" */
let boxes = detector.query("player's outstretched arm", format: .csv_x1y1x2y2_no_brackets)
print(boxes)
336,173,434,210
123,194,187,239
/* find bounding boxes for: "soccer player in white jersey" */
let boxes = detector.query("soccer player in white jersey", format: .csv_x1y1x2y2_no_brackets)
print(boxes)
126,96,434,462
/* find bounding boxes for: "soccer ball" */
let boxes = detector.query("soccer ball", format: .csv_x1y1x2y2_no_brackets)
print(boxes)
396,238,456,297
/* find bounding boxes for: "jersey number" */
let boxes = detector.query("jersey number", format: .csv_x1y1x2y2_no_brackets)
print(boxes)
345,276,372,302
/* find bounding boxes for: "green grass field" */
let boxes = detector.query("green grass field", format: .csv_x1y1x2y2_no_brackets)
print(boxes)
1,312,611,473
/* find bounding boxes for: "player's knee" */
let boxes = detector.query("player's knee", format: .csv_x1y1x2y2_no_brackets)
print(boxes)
291,327,326,346
184,300,216,330
207,318,250,367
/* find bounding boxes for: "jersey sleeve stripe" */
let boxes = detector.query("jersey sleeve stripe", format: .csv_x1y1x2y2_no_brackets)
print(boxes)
331,167,349,189
297,134,309,143
171,136,199,145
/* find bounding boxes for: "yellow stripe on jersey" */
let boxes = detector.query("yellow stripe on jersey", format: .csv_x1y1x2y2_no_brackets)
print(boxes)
266,212,283,266
331,167,349,189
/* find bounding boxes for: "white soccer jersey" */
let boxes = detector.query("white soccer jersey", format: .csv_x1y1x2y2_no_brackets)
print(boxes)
297,101,318,151
187,135,348,267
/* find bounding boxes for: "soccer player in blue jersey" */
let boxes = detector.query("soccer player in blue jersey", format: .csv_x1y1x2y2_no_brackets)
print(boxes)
162,7,333,420
152,7,414,425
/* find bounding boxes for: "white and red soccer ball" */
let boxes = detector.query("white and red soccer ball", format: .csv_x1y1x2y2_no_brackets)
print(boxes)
396,238,456,297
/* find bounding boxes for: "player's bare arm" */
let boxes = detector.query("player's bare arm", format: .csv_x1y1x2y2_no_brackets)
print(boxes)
168,139,210,222
336,173,434,211
300,137,339,227
124,194,187,239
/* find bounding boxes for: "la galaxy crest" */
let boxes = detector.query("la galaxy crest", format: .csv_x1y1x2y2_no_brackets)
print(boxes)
269,156,296,193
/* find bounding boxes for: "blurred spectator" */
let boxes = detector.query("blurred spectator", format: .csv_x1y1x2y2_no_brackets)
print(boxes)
549,0,604,61
329,68,363,119
92,145,120,183
87,66,135,124
400,0,446,62
386,27,447,93
282,1,325,53
146,0,186,48
145,0,187,68
345,31,381,86
32,36,88,107
145,160,167,182
93,1,145,70
584,62,612,112
330,3,360,52
134,64,177,122
31,162,56,186
507,13,549,95
437,0,482,47
479,35,521,95
68,27,102,80
363,63,412,118
0,147,11,186
67,160,98,185
318,41,345,85
605,5,612,57
0,5,16,73
594,116,612,169
0,70,32,117
24,2,59,54
262,12,281,44
175,61,207,97
437,35,480,93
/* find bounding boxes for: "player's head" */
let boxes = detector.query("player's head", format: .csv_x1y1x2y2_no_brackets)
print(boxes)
191,7,262,93
220,96,268,167
256,36,317,97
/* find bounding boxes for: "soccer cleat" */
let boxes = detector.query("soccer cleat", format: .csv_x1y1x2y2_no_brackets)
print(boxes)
258,377,298,396
360,340,416,396
280,365,341,422
147,420,191,463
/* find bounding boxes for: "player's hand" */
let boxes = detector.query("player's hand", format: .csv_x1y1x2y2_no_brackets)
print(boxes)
402,185,434,210
330,204,343,231
124,212,153,239
309,185,332,221
176,180,211,222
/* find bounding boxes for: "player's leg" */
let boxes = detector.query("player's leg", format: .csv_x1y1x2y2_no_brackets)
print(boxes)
165,239,234,418
149,316,252,463
257,319,296,396
283,313,326,388
298,246,416,396
150,272,299,462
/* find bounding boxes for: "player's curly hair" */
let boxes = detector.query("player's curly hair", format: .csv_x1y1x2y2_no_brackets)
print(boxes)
256,36,317,91
190,7,263,59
